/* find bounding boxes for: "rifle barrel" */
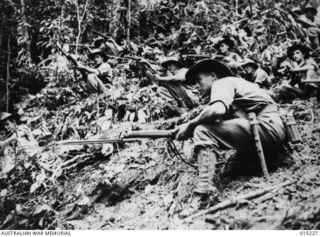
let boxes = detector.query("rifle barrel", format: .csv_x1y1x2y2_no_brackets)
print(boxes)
56,139,124,146
54,129,177,146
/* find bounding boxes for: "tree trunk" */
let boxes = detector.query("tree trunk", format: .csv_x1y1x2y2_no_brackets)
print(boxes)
75,0,88,55
127,0,131,53
20,0,31,65
6,32,11,112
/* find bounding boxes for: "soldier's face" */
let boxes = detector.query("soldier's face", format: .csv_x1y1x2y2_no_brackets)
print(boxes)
244,65,254,74
95,55,103,64
219,43,229,53
4,120,15,133
196,73,215,93
168,64,178,74
292,50,304,62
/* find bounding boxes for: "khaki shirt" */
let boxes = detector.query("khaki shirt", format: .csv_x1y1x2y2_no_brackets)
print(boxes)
209,77,284,143
210,77,275,113
290,58,319,88
254,68,271,89
96,62,113,84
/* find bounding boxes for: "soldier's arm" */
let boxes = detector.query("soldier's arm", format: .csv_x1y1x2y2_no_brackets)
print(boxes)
175,102,226,140
193,78,236,125
189,102,226,127
175,78,236,141
155,68,187,82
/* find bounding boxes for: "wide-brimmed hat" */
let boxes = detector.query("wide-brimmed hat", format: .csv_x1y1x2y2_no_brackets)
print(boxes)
215,38,235,50
88,49,108,60
185,59,233,85
92,37,105,48
302,4,317,15
291,7,303,15
287,44,310,60
239,59,258,69
160,58,183,68
0,112,14,125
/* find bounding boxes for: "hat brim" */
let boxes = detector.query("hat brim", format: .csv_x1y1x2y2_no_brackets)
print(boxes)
240,62,258,68
161,60,183,68
287,45,310,60
88,51,108,60
0,113,15,124
185,59,233,85
292,9,303,15
215,39,235,50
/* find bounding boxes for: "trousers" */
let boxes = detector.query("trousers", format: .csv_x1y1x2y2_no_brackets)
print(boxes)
86,74,107,94
193,105,286,162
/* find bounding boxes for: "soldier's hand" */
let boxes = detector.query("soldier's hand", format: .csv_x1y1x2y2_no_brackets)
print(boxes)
175,123,195,141
154,74,162,81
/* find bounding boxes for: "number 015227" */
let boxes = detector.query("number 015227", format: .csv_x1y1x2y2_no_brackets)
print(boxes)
299,231,319,236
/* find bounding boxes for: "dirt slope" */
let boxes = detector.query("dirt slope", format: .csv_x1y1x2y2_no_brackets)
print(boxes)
54,98,320,230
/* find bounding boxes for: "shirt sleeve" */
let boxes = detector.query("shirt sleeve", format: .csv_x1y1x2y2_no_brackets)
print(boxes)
209,78,235,111
175,68,188,81
254,69,269,84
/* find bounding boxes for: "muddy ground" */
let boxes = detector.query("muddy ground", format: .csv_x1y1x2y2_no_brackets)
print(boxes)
52,98,320,230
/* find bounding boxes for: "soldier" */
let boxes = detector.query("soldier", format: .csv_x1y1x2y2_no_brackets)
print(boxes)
240,59,272,90
296,4,320,49
215,38,242,70
275,44,319,101
154,58,199,110
0,113,39,174
77,49,113,94
175,59,285,200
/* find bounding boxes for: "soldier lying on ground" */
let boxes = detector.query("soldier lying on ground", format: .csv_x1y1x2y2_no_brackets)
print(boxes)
0,113,39,175
275,44,319,102
154,58,199,110
175,59,285,206
77,49,113,94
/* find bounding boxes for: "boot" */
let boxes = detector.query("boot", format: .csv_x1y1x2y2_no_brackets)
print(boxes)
193,148,218,196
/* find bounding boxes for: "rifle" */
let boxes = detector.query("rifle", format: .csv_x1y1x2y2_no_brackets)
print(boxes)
92,30,111,40
55,43,86,92
55,43,79,67
52,129,197,168
92,30,124,55
181,54,212,59
55,129,176,146
181,54,225,60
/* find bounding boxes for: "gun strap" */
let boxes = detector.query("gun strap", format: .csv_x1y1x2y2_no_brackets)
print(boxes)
166,139,197,169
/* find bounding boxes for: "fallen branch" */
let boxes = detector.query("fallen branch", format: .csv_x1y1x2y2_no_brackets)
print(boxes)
184,180,294,222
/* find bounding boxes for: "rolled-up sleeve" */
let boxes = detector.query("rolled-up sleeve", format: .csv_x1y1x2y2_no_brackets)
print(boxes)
209,78,235,112
254,69,270,86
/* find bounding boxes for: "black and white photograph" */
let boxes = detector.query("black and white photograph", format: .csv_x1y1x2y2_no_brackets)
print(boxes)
0,0,320,233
